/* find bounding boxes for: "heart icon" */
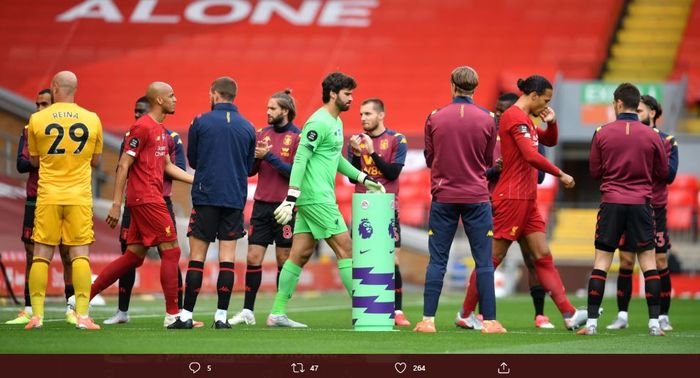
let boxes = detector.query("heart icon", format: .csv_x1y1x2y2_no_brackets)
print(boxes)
394,362,407,374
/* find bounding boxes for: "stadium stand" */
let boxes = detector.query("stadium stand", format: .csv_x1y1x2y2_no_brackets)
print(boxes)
0,0,623,138
604,0,693,82
672,0,700,132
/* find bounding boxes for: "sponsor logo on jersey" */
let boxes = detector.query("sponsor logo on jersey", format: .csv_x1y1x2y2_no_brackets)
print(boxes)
129,138,139,148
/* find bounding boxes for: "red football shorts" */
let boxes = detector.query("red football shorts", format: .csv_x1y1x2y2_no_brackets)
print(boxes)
492,199,546,241
127,202,177,247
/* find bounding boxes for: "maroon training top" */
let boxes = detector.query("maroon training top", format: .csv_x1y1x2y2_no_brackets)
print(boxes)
589,113,668,205
424,97,496,204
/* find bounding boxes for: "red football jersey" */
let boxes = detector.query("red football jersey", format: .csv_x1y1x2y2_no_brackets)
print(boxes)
123,115,168,207
493,106,560,201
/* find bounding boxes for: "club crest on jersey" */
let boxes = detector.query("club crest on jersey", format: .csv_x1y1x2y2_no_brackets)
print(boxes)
129,138,139,148
263,135,271,143
380,139,388,150
307,130,318,141
283,135,293,146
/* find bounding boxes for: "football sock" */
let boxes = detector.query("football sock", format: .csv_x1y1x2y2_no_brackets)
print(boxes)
644,269,661,320
587,269,607,319
462,256,501,316
659,268,672,315
177,265,184,310
160,247,181,315
118,267,136,312
71,256,92,317
91,250,144,300
271,260,302,315
28,257,50,318
64,283,74,302
530,284,545,317
277,265,283,289
534,254,576,315
216,262,235,312
183,260,204,314
616,268,633,312
243,264,262,311
337,258,353,296
395,265,403,311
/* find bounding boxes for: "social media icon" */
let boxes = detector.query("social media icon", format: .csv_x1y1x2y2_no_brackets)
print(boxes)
498,362,510,375
394,362,406,374
189,362,201,374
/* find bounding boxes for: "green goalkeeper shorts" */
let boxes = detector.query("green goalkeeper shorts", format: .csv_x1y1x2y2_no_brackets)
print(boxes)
294,203,348,240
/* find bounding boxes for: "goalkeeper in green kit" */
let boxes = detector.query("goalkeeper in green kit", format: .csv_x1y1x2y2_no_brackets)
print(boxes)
267,72,386,328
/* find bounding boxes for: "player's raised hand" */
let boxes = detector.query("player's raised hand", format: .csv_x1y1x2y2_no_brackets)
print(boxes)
540,107,556,123
495,157,503,172
360,134,374,154
105,203,121,229
274,188,300,225
255,143,272,159
349,135,363,156
358,172,386,193
559,172,575,189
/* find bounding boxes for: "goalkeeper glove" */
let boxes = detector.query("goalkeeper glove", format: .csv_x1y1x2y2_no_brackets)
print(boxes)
274,188,300,225
357,172,386,193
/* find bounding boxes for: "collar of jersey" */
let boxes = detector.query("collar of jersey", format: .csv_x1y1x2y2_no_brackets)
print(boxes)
213,103,237,112
616,112,639,121
271,122,295,133
452,96,474,104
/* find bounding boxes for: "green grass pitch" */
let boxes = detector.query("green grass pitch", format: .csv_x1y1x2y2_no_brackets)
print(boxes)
1,292,698,354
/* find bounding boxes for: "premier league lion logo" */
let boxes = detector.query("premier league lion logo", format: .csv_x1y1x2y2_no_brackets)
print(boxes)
388,220,398,241
358,218,373,239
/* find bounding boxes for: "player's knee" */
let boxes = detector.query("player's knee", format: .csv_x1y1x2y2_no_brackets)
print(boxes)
655,254,668,270
619,258,634,270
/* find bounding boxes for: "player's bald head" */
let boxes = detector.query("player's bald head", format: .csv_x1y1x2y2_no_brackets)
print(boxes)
51,71,78,98
146,81,176,115
146,82,172,104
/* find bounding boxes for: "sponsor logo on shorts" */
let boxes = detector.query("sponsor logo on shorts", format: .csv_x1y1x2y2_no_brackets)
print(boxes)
361,200,369,209
358,218,373,239
165,226,172,236
487,230,493,237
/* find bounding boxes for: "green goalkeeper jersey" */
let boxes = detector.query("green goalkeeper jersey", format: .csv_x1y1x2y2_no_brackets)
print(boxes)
292,107,345,206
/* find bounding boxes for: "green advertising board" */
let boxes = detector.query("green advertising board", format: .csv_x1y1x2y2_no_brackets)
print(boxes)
581,82,664,104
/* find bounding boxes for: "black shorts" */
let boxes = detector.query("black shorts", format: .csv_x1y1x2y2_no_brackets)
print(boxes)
248,201,294,248
620,206,670,253
120,197,176,244
21,197,36,244
187,205,245,242
596,203,654,253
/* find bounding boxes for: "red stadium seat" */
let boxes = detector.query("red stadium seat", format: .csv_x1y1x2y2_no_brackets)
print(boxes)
667,206,693,231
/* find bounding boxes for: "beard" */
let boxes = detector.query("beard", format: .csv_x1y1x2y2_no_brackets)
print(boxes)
640,117,651,126
336,97,351,112
269,114,285,126
363,121,379,133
